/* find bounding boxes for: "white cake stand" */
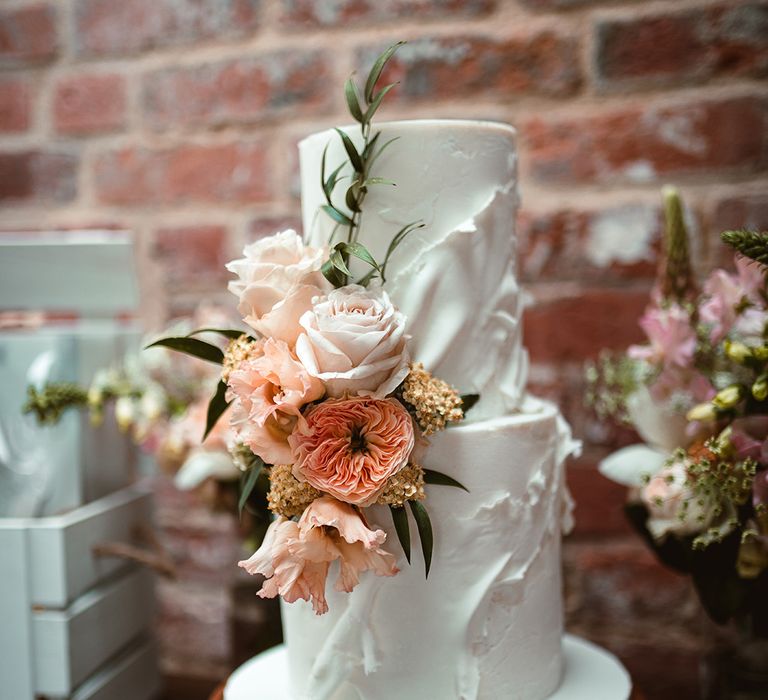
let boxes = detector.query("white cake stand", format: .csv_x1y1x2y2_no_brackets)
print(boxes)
224,634,632,699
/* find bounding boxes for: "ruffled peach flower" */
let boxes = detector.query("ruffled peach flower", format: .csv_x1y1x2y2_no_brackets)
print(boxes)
295,284,409,397
289,396,414,505
227,338,324,464
226,230,331,345
238,497,398,615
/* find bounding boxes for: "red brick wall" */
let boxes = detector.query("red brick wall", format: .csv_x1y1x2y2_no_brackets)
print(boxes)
1,0,767,695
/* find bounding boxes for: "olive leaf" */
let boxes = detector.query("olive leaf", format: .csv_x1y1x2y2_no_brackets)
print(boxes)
345,76,364,123
335,128,364,173
365,82,398,124
461,394,480,413
380,221,424,282
389,504,411,564
238,457,266,516
423,468,469,493
204,380,230,441
322,258,347,288
409,500,434,578
329,246,352,277
145,337,224,365
322,204,354,227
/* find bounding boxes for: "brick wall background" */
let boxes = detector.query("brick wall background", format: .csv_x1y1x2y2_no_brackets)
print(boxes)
1,0,767,697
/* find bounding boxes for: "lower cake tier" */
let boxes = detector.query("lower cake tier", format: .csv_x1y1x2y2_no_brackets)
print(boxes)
280,398,577,700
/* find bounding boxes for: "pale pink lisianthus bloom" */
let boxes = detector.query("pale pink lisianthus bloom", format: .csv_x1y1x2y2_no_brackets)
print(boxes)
226,338,324,464
289,396,415,505
295,284,409,398
628,303,696,369
238,497,398,615
226,230,331,345
699,257,766,342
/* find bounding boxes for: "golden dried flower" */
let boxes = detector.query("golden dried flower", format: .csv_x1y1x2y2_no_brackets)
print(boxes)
222,334,261,383
399,363,463,435
376,463,425,507
267,463,322,518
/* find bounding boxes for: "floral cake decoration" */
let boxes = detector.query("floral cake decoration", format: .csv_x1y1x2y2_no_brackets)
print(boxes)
148,43,477,615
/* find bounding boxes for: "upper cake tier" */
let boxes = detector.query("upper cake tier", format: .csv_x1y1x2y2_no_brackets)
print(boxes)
299,120,528,419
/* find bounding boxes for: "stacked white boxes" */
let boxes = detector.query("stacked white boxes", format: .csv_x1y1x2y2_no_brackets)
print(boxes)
0,232,161,700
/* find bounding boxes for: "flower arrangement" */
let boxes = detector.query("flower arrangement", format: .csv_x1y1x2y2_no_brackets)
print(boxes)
149,43,476,615
593,187,768,634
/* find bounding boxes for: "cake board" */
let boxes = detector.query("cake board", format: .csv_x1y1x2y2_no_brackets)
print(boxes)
223,634,633,700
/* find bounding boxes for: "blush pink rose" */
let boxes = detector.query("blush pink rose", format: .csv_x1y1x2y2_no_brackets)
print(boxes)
295,284,409,397
289,396,414,505
227,338,324,464
238,497,398,615
226,230,331,345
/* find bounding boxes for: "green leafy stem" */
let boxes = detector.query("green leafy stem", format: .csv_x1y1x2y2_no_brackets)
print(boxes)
320,41,423,288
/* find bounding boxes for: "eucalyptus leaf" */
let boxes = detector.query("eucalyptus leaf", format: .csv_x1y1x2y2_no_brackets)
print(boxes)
461,394,480,413
341,241,381,272
320,141,328,201
345,77,364,123
322,259,347,288
145,337,224,365
409,500,433,578
368,136,401,171
204,380,230,441
322,204,354,227
423,468,469,493
238,457,265,516
345,183,361,212
389,505,411,564
365,82,398,124
187,328,246,341
362,131,381,159
330,247,352,276
323,162,346,206
335,128,364,173
364,41,405,104
380,221,423,281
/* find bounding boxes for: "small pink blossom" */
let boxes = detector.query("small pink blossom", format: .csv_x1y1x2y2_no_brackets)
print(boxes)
289,396,415,505
226,338,324,464
238,497,398,615
628,304,696,369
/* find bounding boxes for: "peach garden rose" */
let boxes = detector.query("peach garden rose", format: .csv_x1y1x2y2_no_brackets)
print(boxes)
289,395,415,505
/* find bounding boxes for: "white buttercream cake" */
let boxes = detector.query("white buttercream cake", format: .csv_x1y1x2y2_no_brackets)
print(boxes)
264,120,578,700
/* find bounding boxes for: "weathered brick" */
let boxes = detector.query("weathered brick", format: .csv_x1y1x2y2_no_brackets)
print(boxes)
524,287,650,363
282,0,494,27
53,73,126,135
143,50,331,130
74,0,260,57
153,225,230,286
0,4,57,66
518,203,662,284
93,142,271,205
524,96,768,186
523,0,639,8
0,78,31,133
356,33,582,101
595,2,768,90
712,194,768,234
0,150,78,203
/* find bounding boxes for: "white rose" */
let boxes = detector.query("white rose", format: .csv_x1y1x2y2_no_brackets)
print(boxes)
226,230,330,344
295,284,409,398
641,457,713,540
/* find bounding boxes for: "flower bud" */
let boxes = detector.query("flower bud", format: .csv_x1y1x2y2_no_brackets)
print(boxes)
114,396,135,431
713,385,743,409
725,340,752,364
687,402,717,422
753,375,768,402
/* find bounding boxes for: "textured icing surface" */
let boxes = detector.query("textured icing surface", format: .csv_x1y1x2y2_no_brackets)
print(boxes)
299,121,527,419
281,398,577,700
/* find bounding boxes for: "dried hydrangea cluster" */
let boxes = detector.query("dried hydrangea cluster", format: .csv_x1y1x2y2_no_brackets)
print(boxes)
267,463,322,518
222,334,261,383
399,363,464,435
376,463,426,507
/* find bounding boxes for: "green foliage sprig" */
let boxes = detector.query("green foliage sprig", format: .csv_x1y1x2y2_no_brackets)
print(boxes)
721,229,768,268
320,42,423,288
23,382,89,425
